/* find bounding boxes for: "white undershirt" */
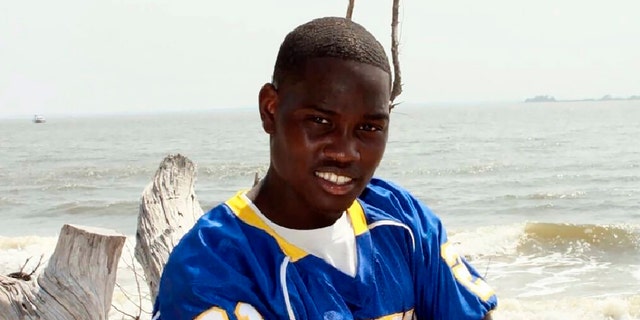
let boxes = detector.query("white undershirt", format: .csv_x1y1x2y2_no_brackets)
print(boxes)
242,193,358,277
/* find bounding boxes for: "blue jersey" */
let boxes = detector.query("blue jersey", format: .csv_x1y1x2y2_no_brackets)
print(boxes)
154,178,497,319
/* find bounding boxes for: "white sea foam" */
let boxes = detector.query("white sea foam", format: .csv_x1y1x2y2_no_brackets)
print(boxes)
2,231,639,320
493,296,640,320
633,266,640,282
448,223,524,258
0,235,57,274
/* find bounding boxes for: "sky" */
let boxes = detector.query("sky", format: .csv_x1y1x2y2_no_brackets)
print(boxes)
1,0,639,117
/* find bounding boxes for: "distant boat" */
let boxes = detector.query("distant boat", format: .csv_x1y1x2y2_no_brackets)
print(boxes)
33,115,46,123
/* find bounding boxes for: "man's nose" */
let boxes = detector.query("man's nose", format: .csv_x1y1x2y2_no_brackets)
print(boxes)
322,130,360,163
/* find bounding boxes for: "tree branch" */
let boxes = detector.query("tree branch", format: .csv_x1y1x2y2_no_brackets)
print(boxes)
346,0,355,20
390,0,403,106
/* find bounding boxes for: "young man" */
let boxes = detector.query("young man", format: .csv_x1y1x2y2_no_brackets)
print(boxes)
153,17,497,319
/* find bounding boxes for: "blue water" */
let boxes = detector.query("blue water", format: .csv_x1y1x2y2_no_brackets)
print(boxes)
1,101,639,319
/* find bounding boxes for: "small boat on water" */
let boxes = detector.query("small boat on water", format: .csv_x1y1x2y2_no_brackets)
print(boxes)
33,115,46,123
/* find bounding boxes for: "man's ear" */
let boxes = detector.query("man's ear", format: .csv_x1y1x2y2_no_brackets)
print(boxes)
258,83,278,134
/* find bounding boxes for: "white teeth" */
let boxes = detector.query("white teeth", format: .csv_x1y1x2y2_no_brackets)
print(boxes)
336,175,349,184
315,171,353,185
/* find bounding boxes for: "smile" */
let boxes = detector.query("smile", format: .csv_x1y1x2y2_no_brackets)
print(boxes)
315,171,353,185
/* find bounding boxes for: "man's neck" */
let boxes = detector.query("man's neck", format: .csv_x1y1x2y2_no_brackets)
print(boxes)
249,171,343,230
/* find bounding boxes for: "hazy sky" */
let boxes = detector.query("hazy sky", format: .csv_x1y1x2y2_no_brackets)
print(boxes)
1,0,639,117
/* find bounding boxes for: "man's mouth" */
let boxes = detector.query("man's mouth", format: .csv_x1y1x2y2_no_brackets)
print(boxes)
315,171,353,185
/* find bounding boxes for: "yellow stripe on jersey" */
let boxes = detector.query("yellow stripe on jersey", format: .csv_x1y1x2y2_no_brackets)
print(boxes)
226,192,308,261
195,306,229,320
440,241,495,302
226,192,368,261
196,303,263,320
234,302,264,320
373,308,414,320
347,199,368,236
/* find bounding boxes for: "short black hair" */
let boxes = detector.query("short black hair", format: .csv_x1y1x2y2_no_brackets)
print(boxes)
272,17,391,87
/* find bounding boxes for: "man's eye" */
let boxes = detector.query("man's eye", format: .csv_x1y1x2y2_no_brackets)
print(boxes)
359,123,382,132
312,117,330,124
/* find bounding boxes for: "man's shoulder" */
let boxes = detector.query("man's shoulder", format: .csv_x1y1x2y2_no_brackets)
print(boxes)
169,202,245,257
189,201,243,238
164,197,283,281
359,177,421,214
176,195,274,253
362,177,411,198
359,177,440,228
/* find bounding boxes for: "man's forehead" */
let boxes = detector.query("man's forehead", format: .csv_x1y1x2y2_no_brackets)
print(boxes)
277,57,391,89
298,58,391,91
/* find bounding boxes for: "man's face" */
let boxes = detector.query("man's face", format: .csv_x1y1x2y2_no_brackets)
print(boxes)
259,57,391,222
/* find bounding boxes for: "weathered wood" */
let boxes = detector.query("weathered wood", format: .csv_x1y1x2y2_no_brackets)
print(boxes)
0,224,126,319
390,0,403,105
134,154,203,302
344,0,403,106
345,0,355,20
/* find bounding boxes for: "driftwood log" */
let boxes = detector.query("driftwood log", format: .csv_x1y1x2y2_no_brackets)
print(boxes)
0,155,204,320
0,224,126,319
134,154,204,302
344,0,403,107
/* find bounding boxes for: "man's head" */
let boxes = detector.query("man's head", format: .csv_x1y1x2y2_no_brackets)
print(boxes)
256,17,392,229
272,17,391,89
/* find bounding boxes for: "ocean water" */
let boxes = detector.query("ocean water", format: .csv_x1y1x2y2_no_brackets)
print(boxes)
1,101,639,319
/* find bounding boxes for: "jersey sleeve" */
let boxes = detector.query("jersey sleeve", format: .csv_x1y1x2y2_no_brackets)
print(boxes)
364,179,498,319
152,209,275,320
415,210,497,319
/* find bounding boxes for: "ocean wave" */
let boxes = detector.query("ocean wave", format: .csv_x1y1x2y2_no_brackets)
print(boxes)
449,222,640,260
31,165,155,182
519,222,640,255
0,196,22,206
31,162,270,182
449,222,640,303
2,231,639,320
493,295,640,320
0,235,57,275
455,162,504,175
35,200,140,217
449,224,524,258
391,161,507,177
501,191,587,201
0,235,57,251
39,183,101,191
200,163,268,180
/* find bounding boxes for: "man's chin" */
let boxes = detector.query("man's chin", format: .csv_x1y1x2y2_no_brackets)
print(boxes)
312,194,358,215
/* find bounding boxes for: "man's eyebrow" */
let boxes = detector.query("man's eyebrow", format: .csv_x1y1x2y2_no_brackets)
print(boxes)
302,105,338,115
363,112,390,121
301,105,389,121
